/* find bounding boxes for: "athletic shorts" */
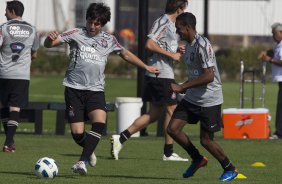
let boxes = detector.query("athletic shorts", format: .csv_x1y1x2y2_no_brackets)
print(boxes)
142,76,177,105
172,99,223,132
64,87,107,123
0,79,29,108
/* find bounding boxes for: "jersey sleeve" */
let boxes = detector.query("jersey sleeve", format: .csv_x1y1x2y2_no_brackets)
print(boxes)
31,27,40,52
58,28,79,43
147,19,167,42
111,35,123,55
198,42,215,69
0,25,3,46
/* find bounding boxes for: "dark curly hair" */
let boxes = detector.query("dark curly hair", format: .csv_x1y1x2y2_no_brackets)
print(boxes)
86,3,111,26
6,1,24,17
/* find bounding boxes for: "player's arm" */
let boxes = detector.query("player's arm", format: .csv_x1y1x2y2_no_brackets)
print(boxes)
31,50,37,60
44,31,62,48
171,67,214,93
146,38,182,61
119,48,159,74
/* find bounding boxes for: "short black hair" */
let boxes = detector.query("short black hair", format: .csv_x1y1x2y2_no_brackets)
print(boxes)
86,3,111,26
6,0,24,17
176,12,196,30
165,0,188,14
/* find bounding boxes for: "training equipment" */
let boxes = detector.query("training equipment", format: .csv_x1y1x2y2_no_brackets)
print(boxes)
115,97,143,137
222,108,270,139
34,157,58,179
71,161,87,175
223,60,270,139
163,153,189,161
110,134,123,160
219,169,239,182
183,157,208,178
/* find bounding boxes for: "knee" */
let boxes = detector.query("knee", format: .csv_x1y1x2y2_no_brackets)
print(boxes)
200,137,211,148
71,132,86,146
167,124,178,138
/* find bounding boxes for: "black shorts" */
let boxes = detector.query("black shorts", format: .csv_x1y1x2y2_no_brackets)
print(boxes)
64,87,107,123
0,79,29,108
172,99,223,132
142,76,177,105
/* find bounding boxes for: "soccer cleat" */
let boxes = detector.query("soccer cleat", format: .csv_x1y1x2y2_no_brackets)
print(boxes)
3,144,16,153
71,161,87,175
269,134,280,140
110,135,123,160
219,169,239,182
183,156,208,178
163,153,189,161
89,152,97,167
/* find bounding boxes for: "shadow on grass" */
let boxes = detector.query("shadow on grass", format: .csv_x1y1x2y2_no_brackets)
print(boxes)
96,174,182,181
0,170,80,179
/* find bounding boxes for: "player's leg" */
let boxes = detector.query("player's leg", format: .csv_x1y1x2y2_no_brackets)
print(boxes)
66,87,88,149
3,79,29,152
199,104,238,181
200,129,238,181
111,103,163,160
163,104,188,161
167,100,207,177
1,108,9,135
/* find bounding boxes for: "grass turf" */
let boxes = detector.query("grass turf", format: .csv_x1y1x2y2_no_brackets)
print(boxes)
0,77,281,183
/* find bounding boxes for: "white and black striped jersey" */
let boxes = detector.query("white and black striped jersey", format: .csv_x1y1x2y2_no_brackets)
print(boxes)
183,33,223,107
146,14,179,79
0,19,39,80
58,28,123,91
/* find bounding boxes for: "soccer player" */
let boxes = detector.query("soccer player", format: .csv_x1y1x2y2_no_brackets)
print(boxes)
44,3,159,175
167,12,238,181
111,0,188,161
0,1,39,152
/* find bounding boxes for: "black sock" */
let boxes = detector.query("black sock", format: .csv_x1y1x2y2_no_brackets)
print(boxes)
220,157,235,171
5,111,19,146
71,132,87,147
79,122,105,162
164,144,173,157
184,143,203,161
119,129,131,144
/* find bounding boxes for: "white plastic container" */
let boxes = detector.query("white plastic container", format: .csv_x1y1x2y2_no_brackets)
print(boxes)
115,97,143,137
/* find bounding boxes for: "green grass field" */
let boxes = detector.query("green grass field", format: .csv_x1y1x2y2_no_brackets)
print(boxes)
0,76,281,184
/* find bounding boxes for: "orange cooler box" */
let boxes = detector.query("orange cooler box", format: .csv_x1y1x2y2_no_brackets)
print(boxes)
222,108,270,139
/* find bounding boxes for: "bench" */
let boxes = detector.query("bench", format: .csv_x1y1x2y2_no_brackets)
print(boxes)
0,102,114,135
48,102,115,135
0,102,49,134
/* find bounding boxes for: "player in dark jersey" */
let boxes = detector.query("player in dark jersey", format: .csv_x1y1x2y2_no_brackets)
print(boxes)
44,3,159,175
0,1,39,153
167,12,238,181
111,0,188,162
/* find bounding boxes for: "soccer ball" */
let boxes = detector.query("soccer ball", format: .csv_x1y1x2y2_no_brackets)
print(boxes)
34,157,58,179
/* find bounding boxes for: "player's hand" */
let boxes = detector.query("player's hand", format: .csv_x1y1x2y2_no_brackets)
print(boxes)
258,51,272,63
171,52,182,61
170,83,184,93
177,44,186,54
47,31,59,41
146,66,160,74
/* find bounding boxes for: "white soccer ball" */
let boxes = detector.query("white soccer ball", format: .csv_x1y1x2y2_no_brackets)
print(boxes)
34,157,58,179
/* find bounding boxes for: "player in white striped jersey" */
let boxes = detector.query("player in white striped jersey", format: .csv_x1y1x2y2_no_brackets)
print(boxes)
111,0,188,162
0,1,39,153
44,3,159,175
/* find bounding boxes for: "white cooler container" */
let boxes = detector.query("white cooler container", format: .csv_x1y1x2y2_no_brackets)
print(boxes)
115,97,143,137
